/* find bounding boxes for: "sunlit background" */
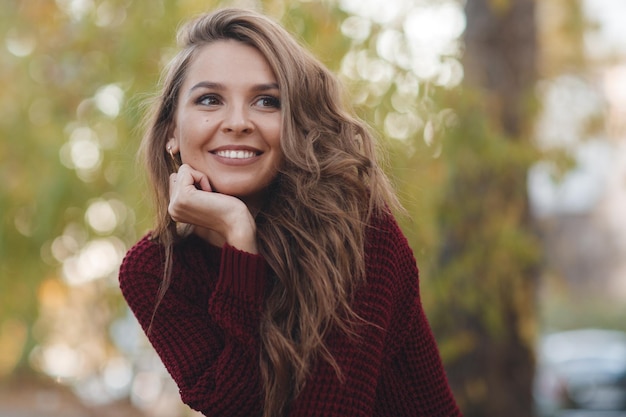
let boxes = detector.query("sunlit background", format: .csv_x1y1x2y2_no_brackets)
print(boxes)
1,0,626,416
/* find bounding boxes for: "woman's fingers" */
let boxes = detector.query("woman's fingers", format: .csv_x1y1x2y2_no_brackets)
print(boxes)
193,173,212,192
169,165,206,222
167,164,249,229
171,164,212,191
167,164,257,252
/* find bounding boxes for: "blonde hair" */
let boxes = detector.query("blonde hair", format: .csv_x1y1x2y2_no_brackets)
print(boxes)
140,8,399,417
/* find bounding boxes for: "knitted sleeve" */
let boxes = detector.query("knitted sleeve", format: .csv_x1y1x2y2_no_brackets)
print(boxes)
118,234,267,417
371,214,462,417
288,212,462,417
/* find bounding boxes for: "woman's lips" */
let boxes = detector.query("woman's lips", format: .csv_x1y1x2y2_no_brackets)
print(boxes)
214,149,257,159
210,146,263,165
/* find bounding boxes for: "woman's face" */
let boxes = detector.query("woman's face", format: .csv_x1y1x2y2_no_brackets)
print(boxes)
171,39,282,207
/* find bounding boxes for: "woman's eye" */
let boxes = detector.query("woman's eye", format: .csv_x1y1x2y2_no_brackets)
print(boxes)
197,94,221,106
255,96,281,109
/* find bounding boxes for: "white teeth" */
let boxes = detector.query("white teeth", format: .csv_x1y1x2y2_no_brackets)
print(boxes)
215,150,256,159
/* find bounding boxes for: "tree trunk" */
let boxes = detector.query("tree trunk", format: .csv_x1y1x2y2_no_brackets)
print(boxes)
435,1,540,416
463,0,537,138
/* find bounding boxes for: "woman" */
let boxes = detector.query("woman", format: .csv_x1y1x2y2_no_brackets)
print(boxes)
119,7,461,417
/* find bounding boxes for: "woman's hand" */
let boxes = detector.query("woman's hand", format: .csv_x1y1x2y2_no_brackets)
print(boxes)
168,164,258,254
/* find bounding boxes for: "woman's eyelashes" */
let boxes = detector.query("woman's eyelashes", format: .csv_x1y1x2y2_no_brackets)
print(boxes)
196,94,222,106
255,95,281,109
194,94,280,109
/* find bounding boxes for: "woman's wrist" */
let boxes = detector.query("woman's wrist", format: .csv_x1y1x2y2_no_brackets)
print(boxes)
223,208,258,254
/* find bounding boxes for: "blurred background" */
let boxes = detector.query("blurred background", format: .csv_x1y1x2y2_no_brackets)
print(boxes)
1,0,625,416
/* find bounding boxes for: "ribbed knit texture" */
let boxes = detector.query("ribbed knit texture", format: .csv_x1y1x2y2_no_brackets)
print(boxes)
119,213,462,417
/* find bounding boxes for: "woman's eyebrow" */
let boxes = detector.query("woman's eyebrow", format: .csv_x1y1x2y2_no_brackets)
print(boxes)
188,81,224,95
187,81,279,96
252,83,280,92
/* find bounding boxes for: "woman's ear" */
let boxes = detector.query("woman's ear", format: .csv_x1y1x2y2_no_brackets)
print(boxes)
166,138,181,169
166,138,179,155
167,122,181,152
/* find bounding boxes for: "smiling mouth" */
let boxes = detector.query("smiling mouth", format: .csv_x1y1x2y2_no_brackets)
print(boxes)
214,150,259,159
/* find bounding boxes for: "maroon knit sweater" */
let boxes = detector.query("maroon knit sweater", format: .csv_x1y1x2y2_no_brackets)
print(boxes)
119,212,462,417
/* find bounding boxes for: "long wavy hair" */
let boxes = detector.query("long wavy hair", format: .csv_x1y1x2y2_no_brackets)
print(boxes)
140,8,399,417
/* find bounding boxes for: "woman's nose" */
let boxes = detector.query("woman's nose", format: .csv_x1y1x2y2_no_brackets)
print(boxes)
222,105,253,135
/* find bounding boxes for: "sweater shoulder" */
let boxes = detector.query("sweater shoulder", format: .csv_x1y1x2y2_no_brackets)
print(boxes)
365,210,414,262
119,232,165,278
